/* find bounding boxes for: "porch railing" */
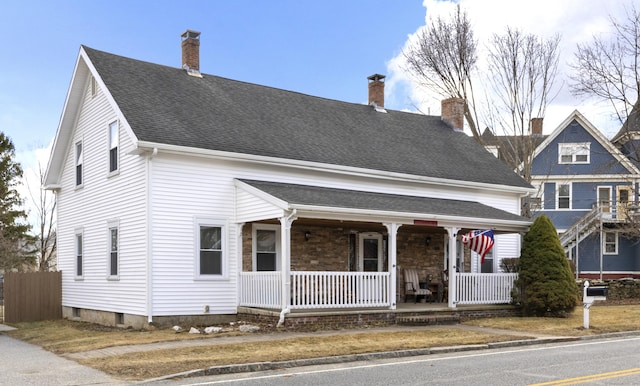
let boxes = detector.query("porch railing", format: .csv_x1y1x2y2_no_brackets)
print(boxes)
238,271,281,309
454,272,517,305
291,271,390,309
238,271,390,309
239,271,516,309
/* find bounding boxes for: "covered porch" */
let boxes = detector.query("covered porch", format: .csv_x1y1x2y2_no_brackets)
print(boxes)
239,270,518,309
235,179,530,324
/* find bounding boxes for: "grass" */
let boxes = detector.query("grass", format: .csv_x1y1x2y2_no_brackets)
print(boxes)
3,304,640,381
464,303,640,336
78,329,521,380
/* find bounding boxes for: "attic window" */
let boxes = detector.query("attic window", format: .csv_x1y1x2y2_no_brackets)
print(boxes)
558,143,590,164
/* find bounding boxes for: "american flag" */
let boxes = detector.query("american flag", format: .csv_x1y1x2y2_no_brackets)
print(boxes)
461,229,494,264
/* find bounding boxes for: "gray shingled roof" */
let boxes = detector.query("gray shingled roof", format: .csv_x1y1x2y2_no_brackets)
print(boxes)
84,46,531,189
240,179,529,223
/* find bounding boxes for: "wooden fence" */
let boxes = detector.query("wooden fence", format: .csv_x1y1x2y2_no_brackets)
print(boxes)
3,271,62,323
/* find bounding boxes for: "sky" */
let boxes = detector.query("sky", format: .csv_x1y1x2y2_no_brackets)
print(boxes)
0,0,636,226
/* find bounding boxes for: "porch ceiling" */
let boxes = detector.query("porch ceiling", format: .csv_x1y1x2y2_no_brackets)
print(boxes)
236,179,531,232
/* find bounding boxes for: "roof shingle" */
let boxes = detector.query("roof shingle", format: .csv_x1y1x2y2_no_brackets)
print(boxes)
84,46,531,189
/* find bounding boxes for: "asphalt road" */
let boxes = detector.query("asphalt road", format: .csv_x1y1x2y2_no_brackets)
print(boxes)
156,336,640,386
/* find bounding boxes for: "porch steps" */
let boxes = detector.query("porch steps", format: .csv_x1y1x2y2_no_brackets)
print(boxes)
396,314,460,326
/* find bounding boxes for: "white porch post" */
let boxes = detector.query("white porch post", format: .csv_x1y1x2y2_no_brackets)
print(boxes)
384,222,401,309
280,211,297,314
446,226,460,308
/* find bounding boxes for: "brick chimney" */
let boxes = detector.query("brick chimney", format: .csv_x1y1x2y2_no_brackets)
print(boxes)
181,30,201,72
441,98,465,131
531,118,543,137
368,74,385,108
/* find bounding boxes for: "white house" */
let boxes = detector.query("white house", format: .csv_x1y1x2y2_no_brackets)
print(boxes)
44,30,532,328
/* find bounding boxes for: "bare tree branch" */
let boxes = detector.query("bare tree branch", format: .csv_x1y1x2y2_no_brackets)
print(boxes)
25,162,56,271
403,4,482,140
484,28,561,183
569,4,640,123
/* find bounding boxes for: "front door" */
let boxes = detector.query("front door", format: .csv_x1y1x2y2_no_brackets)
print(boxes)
357,232,384,303
358,233,383,271
598,186,612,218
617,186,631,220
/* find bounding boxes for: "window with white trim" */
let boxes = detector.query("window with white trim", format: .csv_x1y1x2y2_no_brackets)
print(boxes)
480,246,494,273
604,232,618,254
559,143,590,164
75,231,83,279
75,141,83,186
253,224,280,271
108,224,119,278
557,183,571,209
108,121,119,173
196,219,226,278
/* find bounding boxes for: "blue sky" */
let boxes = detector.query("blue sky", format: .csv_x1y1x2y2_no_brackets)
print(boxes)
0,0,424,164
0,0,634,224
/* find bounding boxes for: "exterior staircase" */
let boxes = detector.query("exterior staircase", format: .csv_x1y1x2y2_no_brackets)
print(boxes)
560,203,633,251
559,206,602,251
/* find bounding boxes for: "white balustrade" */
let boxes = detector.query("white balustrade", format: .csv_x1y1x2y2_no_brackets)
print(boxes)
238,271,281,309
239,271,390,309
454,272,517,305
239,271,515,309
291,271,390,309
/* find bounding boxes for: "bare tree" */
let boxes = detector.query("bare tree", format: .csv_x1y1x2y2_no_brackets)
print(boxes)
403,4,482,140
26,162,56,271
569,4,640,123
485,28,561,183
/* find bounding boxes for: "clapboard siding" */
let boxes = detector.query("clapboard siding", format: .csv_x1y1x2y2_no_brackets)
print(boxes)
148,152,524,315
56,82,148,315
150,156,238,315
236,189,284,223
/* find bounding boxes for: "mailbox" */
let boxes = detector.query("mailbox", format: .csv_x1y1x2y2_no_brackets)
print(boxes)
586,286,608,297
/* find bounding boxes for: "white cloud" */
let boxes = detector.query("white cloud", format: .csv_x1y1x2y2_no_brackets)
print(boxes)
387,0,633,136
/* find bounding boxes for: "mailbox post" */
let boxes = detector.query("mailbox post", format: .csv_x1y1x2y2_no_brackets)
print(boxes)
583,281,608,329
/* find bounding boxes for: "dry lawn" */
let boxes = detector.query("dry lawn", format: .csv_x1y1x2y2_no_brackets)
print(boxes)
3,304,640,381
79,329,520,380
464,304,640,336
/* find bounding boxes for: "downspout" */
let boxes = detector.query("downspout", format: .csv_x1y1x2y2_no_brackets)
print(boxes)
277,209,297,327
146,147,158,324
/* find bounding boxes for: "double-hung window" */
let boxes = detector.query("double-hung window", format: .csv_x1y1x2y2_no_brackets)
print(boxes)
75,230,83,279
196,219,226,278
557,183,571,209
75,141,83,186
108,121,119,173
253,224,280,271
559,143,590,164
108,224,119,278
604,232,618,254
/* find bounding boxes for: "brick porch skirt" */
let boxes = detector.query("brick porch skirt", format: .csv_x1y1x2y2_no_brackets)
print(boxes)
237,305,520,330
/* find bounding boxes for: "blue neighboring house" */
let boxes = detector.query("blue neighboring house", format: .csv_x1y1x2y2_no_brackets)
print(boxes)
528,110,640,279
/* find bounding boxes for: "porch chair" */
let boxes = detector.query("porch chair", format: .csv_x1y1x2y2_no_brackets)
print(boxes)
404,268,432,303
